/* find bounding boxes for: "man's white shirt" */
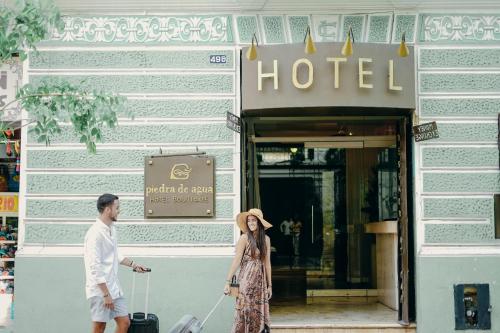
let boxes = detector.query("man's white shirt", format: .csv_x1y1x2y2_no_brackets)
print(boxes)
84,218,125,300
280,220,292,236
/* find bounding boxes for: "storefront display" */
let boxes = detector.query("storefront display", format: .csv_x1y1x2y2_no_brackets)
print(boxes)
0,128,20,328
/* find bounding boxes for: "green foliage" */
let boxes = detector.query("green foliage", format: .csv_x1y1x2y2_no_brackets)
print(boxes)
0,1,130,153
0,0,64,62
8,79,129,153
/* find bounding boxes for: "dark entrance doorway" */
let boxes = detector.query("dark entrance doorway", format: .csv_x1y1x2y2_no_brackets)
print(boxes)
242,115,414,324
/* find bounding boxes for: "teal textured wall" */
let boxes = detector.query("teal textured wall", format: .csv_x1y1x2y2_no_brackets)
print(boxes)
20,16,241,333
15,256,234,333
418,43,499,244
417,256,500,333
416,13,500,333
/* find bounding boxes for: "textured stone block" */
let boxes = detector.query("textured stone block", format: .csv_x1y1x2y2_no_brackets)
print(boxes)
367,14,391,43
420,73,500,93
427,123,497,143
121,98,234,118
423,197,493,219
29,74,234,94
425,223,494,243
26,197,234,219
419,48,500,68
29,50,234,69
422,147,499,168
235,15,259,44
341,15,365,43
287,15,310,43
423,172,500,193
392,14,416,43
23,223,234,244
261,15,286,44
26,173,234,194
27,148,234,169
420,97,500,117
27,123,233,145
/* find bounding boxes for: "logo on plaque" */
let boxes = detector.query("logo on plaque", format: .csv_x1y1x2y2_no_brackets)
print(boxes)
170,164,192,180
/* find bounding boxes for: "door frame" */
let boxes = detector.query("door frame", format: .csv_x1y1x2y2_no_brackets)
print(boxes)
241,114,415,323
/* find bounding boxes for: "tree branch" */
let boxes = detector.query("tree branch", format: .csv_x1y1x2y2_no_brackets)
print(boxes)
0,92,89,114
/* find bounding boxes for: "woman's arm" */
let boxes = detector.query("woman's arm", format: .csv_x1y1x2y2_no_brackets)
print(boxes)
224,234,247,285
265,236,272,299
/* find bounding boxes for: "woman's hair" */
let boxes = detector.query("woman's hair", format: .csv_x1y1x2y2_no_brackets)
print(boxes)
246,215,267,261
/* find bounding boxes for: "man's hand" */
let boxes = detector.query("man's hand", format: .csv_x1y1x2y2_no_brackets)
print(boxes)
103,295,114,310
132,263,149,273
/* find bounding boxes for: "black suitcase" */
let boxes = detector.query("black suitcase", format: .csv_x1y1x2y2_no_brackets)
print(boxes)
128,269,159,333
168,294,225,333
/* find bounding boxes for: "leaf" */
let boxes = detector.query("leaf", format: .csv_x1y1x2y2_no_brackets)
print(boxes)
79,135,87,143
36,135,47,143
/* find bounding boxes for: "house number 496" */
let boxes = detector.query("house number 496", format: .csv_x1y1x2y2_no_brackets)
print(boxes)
210,55,227,64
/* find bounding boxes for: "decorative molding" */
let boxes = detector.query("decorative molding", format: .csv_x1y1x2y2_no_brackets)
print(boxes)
420,244,500,256
340,14,366,44
366,14,392,43
234,15,260,44
421,14,500,43
259,15,287,44
286,15,311,43
17,245,236,257
50,16,233,44
311,14,340,42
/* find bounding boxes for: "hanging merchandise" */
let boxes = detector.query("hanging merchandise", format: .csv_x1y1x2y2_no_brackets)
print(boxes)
7,164,18,192
0,166,8,192
3,130,13,139
4,143,11,158
13,141,19,157
14,141,20,174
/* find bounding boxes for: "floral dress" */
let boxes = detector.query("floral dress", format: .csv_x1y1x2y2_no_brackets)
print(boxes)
231,245,270,333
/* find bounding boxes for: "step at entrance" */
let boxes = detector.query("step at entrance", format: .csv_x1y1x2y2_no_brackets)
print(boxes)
271,324,416,332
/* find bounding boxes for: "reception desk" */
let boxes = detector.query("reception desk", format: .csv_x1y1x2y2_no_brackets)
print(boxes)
365,220,398,310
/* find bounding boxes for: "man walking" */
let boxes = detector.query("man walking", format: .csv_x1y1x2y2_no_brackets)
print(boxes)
84,193,148,333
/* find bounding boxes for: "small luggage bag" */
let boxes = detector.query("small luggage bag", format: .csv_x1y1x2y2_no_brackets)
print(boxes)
128,268,159,333
168,294,226,333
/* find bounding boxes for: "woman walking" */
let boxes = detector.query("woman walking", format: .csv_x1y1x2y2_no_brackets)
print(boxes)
224,208,273,333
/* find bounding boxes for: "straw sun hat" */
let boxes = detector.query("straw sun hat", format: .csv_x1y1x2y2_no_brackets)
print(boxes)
236,208,273,233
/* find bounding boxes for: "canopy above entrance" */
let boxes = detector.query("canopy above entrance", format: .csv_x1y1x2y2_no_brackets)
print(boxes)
241,42,415,112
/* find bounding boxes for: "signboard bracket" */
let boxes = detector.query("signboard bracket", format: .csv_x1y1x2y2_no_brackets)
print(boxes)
152,151,207,158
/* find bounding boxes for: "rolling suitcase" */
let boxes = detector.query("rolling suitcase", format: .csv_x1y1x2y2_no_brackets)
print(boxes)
128,268,159,333
168,294,226,333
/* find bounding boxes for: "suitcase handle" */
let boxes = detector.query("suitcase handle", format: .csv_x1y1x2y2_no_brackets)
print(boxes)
201,294,226,327
130,269,151,320
133,267,152,272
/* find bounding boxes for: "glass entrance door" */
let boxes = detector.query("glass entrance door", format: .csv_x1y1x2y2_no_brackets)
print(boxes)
251,127,400,303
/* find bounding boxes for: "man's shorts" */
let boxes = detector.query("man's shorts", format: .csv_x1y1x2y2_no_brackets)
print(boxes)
89,296,128,322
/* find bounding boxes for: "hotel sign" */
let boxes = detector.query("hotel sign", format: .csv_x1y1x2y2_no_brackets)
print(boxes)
241,42,415,111
144,154,215,218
